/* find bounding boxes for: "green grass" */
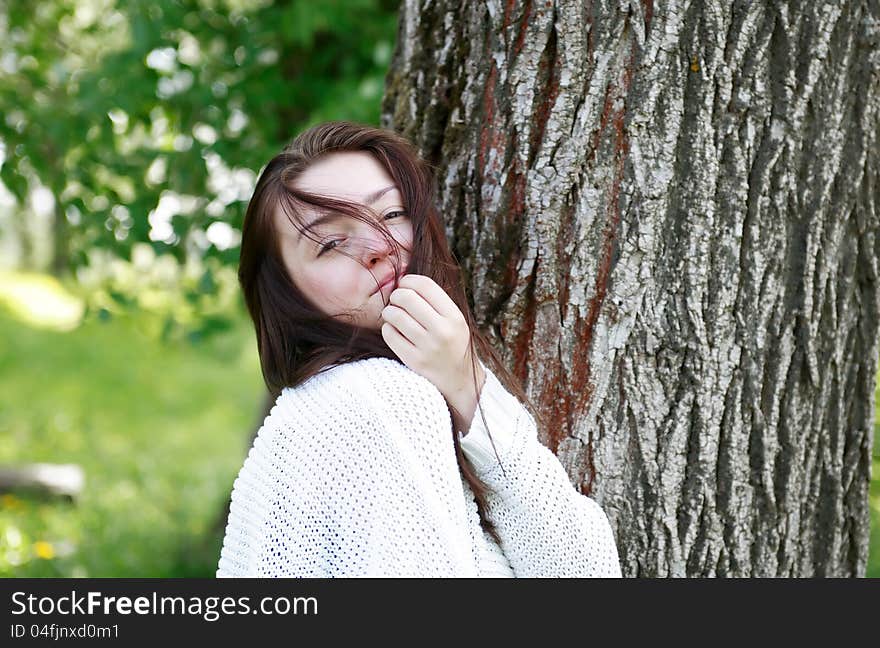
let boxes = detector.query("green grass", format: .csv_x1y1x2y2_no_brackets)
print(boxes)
869,453,880,577
0,272,878,577
0,297,264,577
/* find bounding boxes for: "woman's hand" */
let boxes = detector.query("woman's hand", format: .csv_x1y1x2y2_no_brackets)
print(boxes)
380,274,485,430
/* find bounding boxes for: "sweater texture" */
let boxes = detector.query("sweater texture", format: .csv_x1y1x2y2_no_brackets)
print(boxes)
216,356,622,577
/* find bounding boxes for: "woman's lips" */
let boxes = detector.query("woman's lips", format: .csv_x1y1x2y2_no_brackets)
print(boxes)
373,275,397,296
377,277,396,295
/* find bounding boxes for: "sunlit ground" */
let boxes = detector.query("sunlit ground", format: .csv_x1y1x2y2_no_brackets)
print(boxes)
0,271,878,576
0,270,86,331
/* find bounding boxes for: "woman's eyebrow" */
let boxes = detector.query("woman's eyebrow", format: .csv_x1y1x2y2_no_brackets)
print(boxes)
297,213,344,244
363,184,398,204
297,185,400,243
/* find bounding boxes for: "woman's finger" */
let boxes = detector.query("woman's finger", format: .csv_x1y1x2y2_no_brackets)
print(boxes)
380,321,417,364
388,287,443,332
380,304,427,346
396,274,462,322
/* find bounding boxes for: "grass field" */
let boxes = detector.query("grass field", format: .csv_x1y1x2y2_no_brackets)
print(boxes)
0,273,264,577
1,272,878,577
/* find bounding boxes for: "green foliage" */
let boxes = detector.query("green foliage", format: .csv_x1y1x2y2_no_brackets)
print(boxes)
0,0,399,335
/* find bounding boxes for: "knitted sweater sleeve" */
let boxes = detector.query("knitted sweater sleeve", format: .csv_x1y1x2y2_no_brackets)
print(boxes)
457,361,623,578
217,359,478,578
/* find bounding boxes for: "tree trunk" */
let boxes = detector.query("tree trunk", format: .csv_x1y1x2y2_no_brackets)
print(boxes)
380,0,880,576
50,196,69,278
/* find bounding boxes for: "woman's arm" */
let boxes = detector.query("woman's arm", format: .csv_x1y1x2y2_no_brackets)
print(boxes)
458,361,623,578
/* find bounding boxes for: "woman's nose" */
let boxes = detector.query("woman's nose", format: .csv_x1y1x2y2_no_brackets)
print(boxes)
359,223,398,264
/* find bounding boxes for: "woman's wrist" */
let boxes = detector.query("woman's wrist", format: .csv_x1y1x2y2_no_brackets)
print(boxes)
444,362,487,436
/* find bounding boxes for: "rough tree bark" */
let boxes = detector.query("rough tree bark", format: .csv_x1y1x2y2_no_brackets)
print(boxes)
380,0,880,576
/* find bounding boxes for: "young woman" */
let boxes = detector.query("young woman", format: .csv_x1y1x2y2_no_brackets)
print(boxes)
216,121,622,577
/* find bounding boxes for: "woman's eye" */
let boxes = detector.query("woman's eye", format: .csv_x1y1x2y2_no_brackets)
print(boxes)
318,239,343,256
316,213,405,257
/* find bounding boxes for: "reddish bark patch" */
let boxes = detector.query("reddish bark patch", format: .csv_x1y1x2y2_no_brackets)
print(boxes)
529,22,560,165
502,131,528,308
556,197,575,321
477,63,502,177
550,35,637,473
581,426,598,496
506,0,534,59
507,152,527,225
511,266,538,386
539,357,573,457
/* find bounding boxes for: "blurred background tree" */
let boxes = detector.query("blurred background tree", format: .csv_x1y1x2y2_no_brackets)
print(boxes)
0,0,399,341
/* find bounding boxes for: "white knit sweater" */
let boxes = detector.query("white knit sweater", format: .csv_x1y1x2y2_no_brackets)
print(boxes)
216,356,622,578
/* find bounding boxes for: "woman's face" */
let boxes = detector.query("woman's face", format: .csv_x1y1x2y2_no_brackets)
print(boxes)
273,150,413,330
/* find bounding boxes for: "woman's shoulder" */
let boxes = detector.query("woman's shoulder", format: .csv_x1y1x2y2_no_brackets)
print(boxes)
265,356,452,456
277,356,446,413
243,356,453,485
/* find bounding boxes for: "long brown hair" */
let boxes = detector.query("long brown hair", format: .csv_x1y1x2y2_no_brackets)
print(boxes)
238,120,544,547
